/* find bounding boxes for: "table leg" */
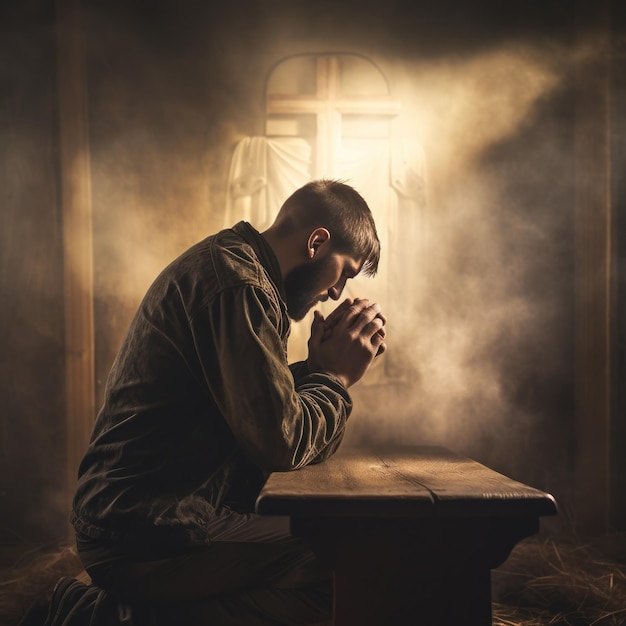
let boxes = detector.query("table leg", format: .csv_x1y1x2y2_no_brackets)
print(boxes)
293,517,538,626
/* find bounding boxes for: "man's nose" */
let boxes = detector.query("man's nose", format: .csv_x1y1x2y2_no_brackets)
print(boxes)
328,278,347,301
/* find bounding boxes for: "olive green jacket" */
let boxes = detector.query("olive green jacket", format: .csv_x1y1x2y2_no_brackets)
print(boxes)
72,222,351,547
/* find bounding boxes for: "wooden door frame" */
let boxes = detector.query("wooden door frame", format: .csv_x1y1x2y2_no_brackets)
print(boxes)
56,0,95,515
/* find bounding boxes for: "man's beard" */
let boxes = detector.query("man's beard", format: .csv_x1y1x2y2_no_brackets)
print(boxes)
283,256,330,321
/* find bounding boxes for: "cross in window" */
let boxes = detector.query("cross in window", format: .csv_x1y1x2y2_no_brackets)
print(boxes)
266,55,401,176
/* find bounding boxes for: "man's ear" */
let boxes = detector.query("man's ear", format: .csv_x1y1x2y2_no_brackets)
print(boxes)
307,228,331,259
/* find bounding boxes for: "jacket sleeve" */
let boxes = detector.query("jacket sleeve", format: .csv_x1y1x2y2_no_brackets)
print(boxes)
288,361,347,464
194,284,352,472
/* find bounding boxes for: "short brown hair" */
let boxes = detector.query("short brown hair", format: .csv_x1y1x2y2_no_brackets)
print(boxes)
274,179,380,276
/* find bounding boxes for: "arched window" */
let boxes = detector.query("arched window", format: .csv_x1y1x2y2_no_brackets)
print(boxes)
226,53,426,378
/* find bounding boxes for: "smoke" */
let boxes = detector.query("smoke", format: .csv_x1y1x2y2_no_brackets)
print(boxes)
344,42,574,481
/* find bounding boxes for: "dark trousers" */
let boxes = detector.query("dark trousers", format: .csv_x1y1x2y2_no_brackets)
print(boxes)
77,514,333,626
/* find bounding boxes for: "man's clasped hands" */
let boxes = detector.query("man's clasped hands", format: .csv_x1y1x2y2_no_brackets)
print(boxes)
307,298,387,388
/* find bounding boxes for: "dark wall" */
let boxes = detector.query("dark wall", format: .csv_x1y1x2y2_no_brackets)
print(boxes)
610,1,626,530
0,0,67,544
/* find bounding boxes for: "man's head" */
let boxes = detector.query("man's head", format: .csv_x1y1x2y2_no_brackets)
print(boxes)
262,179,380,321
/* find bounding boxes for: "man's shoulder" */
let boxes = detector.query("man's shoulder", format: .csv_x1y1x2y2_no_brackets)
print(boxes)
210,225,267,288
172,224,272,297
152,223,278,310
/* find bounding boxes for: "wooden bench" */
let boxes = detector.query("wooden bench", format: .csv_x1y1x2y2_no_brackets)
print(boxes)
256,445,557,625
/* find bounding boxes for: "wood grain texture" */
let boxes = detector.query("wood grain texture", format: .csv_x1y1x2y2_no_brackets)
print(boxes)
256,445,557,518
57,0,96,516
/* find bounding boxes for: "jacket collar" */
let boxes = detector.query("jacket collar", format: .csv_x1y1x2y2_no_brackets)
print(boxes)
232,221,286,303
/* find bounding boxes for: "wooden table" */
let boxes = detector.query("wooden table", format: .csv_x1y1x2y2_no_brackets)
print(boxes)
256,445,557,625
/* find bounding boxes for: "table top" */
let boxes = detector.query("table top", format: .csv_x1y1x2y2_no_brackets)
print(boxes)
256,445,558,518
